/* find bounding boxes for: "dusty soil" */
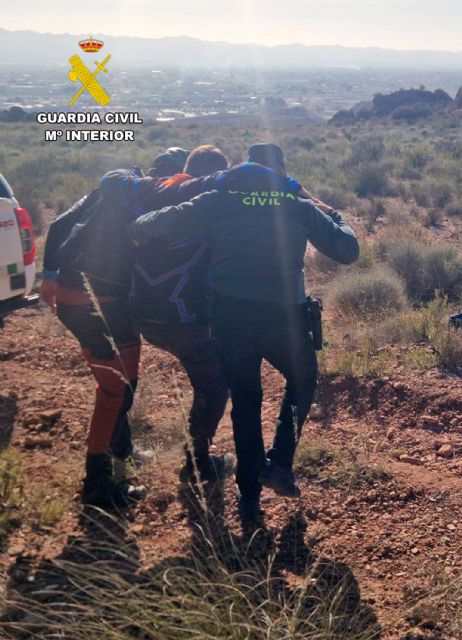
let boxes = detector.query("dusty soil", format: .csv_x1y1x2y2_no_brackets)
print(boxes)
1,303,462,639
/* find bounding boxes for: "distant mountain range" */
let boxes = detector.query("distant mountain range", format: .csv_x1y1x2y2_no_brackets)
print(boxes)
2,28,462,69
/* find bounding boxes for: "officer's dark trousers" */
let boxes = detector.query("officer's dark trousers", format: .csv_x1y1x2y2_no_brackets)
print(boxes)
139,322,229,468
210,295,318,500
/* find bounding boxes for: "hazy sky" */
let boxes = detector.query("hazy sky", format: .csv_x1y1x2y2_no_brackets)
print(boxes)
2,0,462,51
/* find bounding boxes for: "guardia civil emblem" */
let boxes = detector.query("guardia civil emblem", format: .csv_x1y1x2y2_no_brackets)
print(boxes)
68,36,111,107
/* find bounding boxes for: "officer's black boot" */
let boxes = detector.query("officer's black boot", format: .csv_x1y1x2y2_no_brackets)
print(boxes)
179,450,234,484
237,489,264,520
259,458,301,498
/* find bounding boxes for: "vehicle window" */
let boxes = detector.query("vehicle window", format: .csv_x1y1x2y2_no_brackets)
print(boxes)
0,175,14,198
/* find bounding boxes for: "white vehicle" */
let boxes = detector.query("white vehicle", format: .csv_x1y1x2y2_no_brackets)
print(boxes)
0,173,36,303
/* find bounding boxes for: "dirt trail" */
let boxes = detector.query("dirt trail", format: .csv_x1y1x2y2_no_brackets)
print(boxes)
1,305,462,639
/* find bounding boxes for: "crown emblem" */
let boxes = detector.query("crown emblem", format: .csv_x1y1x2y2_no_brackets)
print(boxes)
78,36,104,53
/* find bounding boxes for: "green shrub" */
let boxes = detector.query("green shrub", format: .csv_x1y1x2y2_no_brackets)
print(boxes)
409,294,448,343
316,187,353,210
353,244,376,271
355,198,387,224
435,328,462,369
403,144,432,170
425,245,462,299
309,249,341,274
370,295,462,370
377,237,426,301
294,439,335,477
378,311,422,345
446,202,462,217
378,238,462,302
0,450,22,503
408,296,462,370
354,163,389,198
27,482,71,527
331,344,392,378
328,267,407,320
412,181,431,207
424,208,445,227
350,137,385,164
297,136,316,150
0,450,23,542
412,178,454,209
399,143,433,179
431,179,454,208
295,436,390,487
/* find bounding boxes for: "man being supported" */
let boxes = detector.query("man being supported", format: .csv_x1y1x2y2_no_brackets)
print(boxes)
100,145,232,484
40,146,232,505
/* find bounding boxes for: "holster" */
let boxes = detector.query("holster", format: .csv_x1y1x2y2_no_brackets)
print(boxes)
306,296,323,350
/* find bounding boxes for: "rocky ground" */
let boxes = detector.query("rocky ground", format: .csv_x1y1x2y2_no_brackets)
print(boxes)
1,304,462,639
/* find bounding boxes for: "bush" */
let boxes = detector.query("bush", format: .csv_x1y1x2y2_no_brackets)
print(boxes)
401,294,447,345
424,208,445,227
0,450,23,542
399,143,433,179
331,342,392,378
354,163,389,198
436,328,462,369
361,198,386,223
379,238,424,301
294,439,335,477
316,187,353,210
412,182,431,207
328,268,407,320
425,245,462,299
378,311,422,345
378,237,462,302
412,178,454,209
350,137,385,164
297,137,316,150
446,202,462,217
385,296,462,370
403,144,432,170
353,244,376,271
308,249,341,274
431,179,453,208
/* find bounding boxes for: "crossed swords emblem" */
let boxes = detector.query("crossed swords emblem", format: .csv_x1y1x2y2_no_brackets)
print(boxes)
68,54,111,107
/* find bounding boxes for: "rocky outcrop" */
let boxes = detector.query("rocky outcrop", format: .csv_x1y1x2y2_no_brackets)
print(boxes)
373,88,452,116
351,100,374,117
0,105,36,122
455,87,462,109
330,109,357,126
329,87,459,125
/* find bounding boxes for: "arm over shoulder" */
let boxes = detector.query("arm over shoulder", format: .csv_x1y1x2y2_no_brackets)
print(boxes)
99,169,221,212
100,169,165,214
299,199,360,264
128,190,218,245
43,194,89,271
